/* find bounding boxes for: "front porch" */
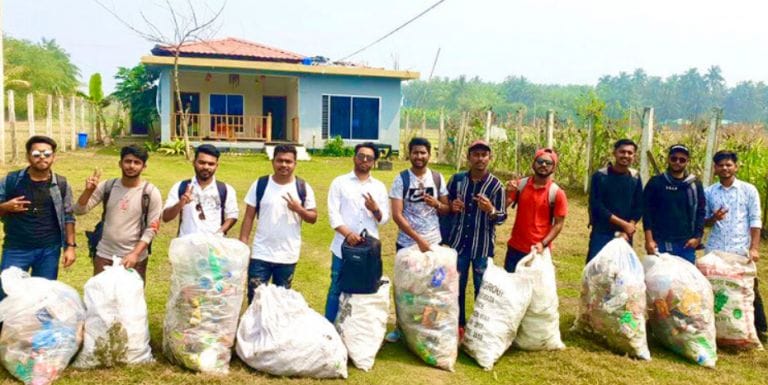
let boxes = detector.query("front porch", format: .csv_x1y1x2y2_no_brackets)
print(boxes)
171,112,299,142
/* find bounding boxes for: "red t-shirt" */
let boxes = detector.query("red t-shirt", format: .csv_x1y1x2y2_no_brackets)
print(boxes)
507,178,568,253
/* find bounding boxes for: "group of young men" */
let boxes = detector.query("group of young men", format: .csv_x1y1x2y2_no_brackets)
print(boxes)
0,134,764,341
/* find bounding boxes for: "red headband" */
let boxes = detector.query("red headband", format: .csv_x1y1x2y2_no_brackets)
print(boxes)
534,148,558,166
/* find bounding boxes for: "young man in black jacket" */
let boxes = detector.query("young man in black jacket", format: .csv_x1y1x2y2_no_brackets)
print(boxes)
587,139,643,262
642,144,705,263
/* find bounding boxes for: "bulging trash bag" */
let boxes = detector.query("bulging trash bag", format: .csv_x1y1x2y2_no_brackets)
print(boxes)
236,285,348,379
73,257,153,368
573,238,649,360
696,251,763,350
335,278,390,372
463,260,532,370
162,234,250,374
644,253,717,367
0,267,85,385
514,248,565,351
394,245,460,372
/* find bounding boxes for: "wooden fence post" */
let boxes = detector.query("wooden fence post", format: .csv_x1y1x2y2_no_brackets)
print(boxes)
485,109,493,142
640,107,655,184
58,96,66,152
70,95,77,150
515,108,523,175
455,112,467,171
8,90,18,163
46,95,53,137
584,116,594,193
546,110,554,148
702,108,722,187
420,111,426,137
80,99,86,141
438,108,445,163
27,93,35,135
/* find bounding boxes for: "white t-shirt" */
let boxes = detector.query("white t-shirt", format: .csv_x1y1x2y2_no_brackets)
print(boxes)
163,177,239,237
389,169,448,247
244,176,317,264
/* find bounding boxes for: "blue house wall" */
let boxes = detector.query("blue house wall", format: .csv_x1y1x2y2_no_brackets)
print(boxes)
156,66,404,149
296,74,403,149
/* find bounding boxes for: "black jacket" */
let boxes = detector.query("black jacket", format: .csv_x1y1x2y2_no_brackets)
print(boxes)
642,172,705,242
589,165,643,233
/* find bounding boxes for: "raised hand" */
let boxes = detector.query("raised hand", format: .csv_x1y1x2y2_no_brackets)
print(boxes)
179,183,193,206
450,198,465,213
473,193,494,214
505,179,519,193
282,192,303,213
85,168,101,191
363,192,379,214
1,196,31,213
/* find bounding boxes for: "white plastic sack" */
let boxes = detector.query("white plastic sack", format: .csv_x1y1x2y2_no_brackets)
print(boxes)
573,238,649,360
696,251,763,350
335,278,390,372
644,253,717,367
162,234,250,374
236,285,348,379
394,245,459,371
73,257,153,368
514,248,565,351
0,267,85,385
463,260,532,370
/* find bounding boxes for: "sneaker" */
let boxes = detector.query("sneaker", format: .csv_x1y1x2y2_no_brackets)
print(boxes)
458,326,465,342
385,329,401,343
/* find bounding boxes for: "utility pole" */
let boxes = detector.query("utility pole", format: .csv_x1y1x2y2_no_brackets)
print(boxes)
640,107,655,184
702,108,722,187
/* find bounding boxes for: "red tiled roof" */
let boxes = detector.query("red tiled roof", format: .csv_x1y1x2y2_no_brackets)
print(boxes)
151,37,306,63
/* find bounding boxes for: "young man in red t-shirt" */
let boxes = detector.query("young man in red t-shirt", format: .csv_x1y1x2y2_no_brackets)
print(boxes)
504,148,568,272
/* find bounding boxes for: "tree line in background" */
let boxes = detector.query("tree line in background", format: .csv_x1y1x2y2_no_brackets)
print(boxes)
3,36,159,140
403,66,768,126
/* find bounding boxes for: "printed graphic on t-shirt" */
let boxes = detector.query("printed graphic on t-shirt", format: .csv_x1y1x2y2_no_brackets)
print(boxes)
406,186,436,203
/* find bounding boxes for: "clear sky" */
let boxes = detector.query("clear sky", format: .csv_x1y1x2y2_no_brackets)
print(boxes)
4,0,768,92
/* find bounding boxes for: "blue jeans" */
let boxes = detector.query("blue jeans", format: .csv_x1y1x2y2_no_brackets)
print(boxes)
324,253,343,322
657,240,696,264
457,249,488,327
0,246,61,301
247,258,296,304
504,247,528,273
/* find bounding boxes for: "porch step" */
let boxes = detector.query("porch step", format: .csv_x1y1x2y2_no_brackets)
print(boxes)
265,144,311,161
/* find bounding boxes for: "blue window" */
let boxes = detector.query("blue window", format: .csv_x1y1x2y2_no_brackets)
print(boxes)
322,95,380,140
210,94,244,134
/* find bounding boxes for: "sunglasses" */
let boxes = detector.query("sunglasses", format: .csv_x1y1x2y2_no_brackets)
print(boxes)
195,202,206,220
355,153,375,162
535,158,554,166
669,156,688,164
31,150,54,159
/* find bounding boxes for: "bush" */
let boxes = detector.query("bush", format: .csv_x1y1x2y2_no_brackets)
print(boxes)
320,136,354,157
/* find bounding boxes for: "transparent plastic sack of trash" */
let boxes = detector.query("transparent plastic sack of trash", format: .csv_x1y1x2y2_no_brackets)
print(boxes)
162,234,250,374
696,251,763,350
514,248,565,351
73,256,153,368
394,245,459,372
0,267,85,385
335,278,390,372
573,238,650,360
463,260,532,369
236,285,348,379
644,252,717,367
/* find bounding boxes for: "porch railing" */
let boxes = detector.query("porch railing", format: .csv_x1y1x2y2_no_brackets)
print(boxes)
172,112,273,141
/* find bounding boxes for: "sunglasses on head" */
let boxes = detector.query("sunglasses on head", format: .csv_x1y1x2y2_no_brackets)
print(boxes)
355,153,375,162
195,202,206,220
30,150,53,159
669,156,688,164
535,158,554,166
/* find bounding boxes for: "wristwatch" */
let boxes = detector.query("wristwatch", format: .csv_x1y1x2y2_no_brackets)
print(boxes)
66,242,77,248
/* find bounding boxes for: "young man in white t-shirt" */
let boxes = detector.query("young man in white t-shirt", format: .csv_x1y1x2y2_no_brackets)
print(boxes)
162,144,239,236
239,144,317,303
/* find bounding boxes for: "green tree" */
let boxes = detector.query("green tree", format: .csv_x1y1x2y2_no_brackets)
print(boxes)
79,73,111,143
113,64,160,140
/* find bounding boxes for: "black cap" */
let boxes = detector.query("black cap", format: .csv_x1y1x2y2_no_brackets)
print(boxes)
668,144,690,156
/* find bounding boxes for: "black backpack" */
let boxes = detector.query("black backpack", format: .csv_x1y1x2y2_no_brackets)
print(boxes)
254,175,307,218
85,179,152,258
339,229,382,294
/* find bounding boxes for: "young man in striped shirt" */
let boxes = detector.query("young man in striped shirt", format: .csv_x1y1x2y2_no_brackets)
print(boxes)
445,140,507,338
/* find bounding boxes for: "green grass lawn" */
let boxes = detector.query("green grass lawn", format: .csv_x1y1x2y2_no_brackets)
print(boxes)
1,148,767,385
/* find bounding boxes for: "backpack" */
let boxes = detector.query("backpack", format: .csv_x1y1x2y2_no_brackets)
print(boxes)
2,169,67,226
512,176,561,225
661,172,699,234
440,172,466,244
339,229,383,294
254,175,307,218
85,179,152,258
399,169,442,200
587,166,640,227
177,179,228,233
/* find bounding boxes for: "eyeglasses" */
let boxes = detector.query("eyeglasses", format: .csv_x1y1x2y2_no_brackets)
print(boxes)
669,156,688,164
535,158,554,166
195,202,206,220
30,150,54,159
355,153,375,162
